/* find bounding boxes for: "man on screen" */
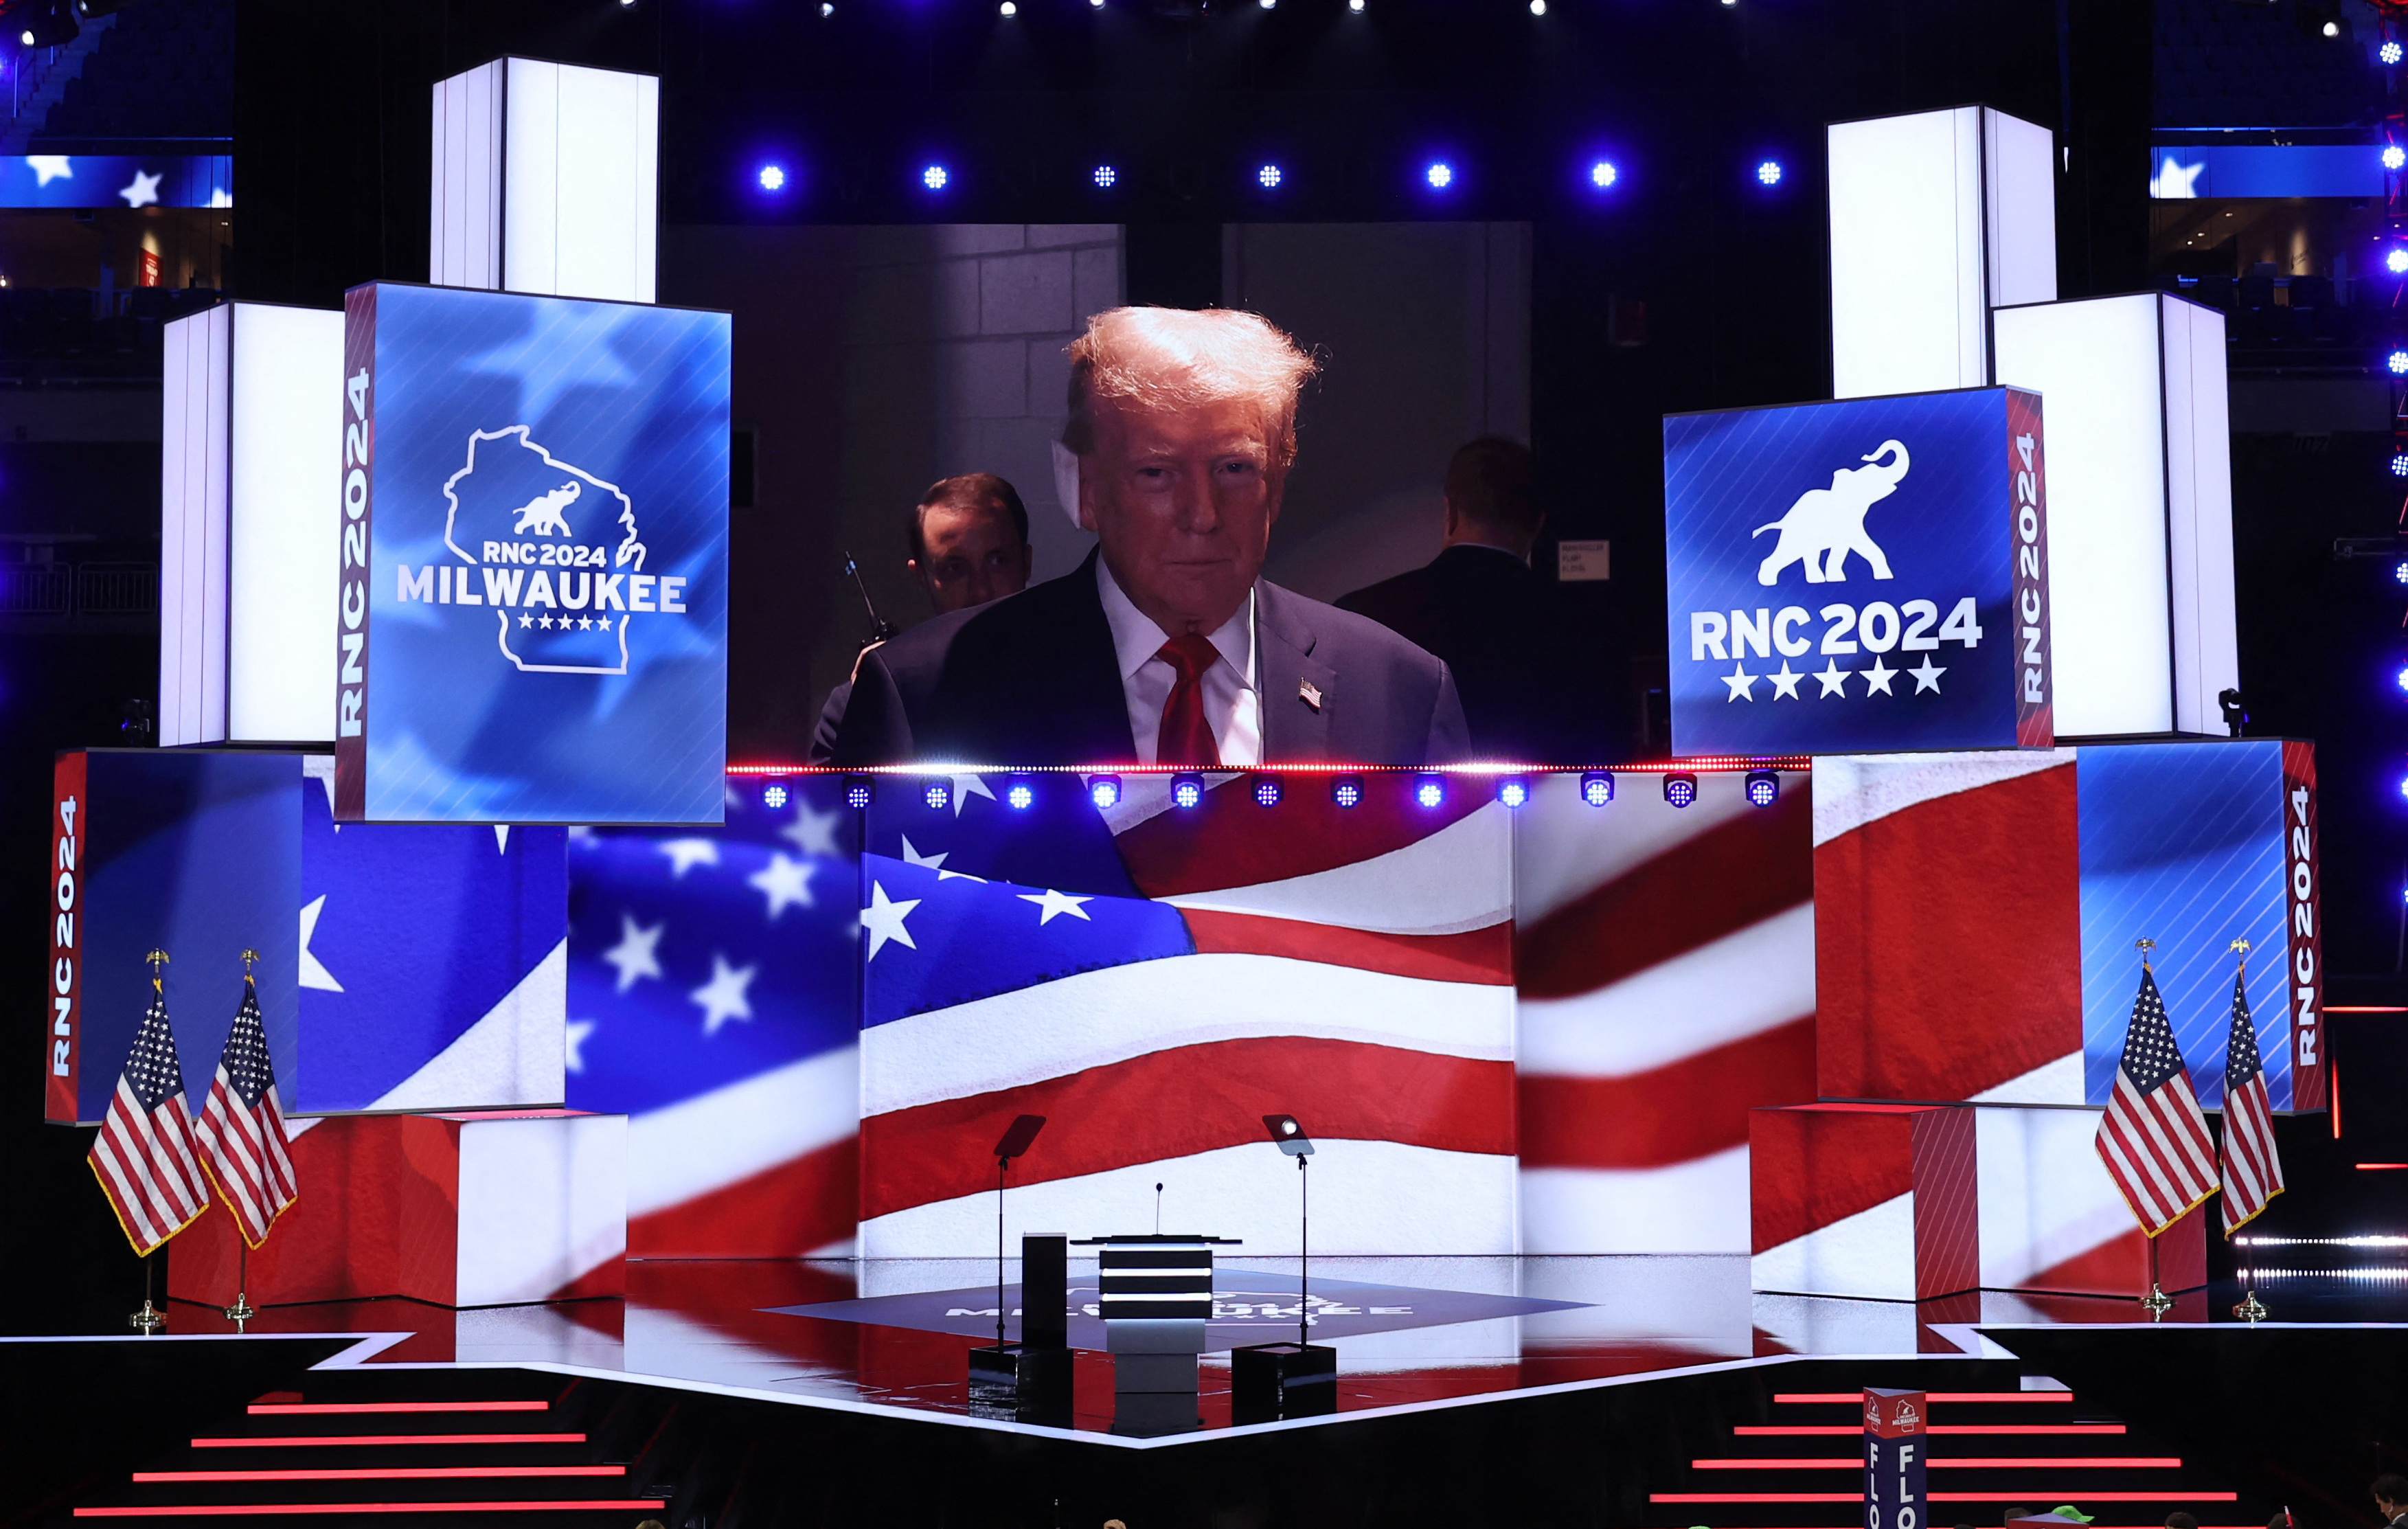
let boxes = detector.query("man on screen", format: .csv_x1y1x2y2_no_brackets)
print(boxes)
828,306,1468,767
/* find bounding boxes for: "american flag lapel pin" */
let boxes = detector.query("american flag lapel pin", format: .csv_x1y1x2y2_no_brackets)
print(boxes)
1298,678,1323,712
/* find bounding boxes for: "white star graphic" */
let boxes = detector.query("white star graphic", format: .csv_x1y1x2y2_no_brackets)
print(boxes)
27,155,71,186
747,852,817,919
564,1019,595,1075
118,169,161,209
1861,657,1899,696
861,881,922,962
659,837,719,877
1813,660,1850,698
459,300,644,426
519,612,534,628
538,614,554,630
493,824,511,854
781,802,842,859
1767,661,1804,700
1722,664,1759,701
2149,154,2204,199
899,835,948,872
1017,887,1095,926
298,894,343,993
1908,655,1947,694
949,774,996,817
602,912,665,993
688,953,758,1037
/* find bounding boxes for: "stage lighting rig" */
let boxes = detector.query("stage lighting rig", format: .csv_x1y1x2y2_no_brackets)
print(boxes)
1413,773,1446,808
1257,163,1284,190
1253,775,1282,807
1330,775,1362,808
1092,164,1117,189
1579,771,1614,806
2386,38,2404,63
1756,159,1784,187
1663,772,1699,808
1170,773,1204,809
762,783,789,808
1006,775,1036,810
1425,161,1455,190
845,776,876,810
922,163,951,192
923,778,952,811
1743,770,1780,808
1496,778,1529,808
1088,774,1122,809
1589,161,1618,190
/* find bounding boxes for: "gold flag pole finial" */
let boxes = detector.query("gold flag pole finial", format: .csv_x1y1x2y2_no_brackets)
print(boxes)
240,948,260,986
144,949,169,993
2231,937,2251,975
2135,937,2156,972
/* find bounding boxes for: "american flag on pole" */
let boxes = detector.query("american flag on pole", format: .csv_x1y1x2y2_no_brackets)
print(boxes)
855,771,1517,1258
86,972,212,1256
2218,962,2284,1236
193,976,299,1248
2094,958,2218,1236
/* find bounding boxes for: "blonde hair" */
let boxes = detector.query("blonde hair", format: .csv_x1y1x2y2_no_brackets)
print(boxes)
1062,306,1319,471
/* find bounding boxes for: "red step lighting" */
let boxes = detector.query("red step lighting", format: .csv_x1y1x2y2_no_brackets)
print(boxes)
1734,1425,2128,1437
247,1401,549,1416
1692,1458,2179,1471
189,1434,586,1449
76,1504,666,1519
134,1466,624,1484
1652,1492,2238,1505
1772,1391,2073,1404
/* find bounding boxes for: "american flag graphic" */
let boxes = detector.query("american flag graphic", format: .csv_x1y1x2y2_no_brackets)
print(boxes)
2218,965,2284,1236
193,977,299,1248
855,771,1517,1258
2095,961,2218,1237
87,975,212,1256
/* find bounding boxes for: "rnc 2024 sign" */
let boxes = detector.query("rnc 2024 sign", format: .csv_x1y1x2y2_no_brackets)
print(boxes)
1663,387,2053,758
334,282,731,824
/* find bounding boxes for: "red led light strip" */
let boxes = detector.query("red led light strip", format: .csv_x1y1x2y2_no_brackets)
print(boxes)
1772,1392,2072,1404
189,1433,585,1449
1650,1493,2238,1505
134,1467,624,1484
246,1402,547,1416
1692,1458,2179,1470
1734,1425,2127,1437
75,1503,665,1519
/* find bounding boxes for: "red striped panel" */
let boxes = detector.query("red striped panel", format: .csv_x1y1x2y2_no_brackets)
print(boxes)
861,1037,1514,1220
1749,1106,1920,1254
190,1434,587,1449
1180,908,1512,986
1116,780,1488,896
75,1503,666,1519
628,1135,859,1259
1516,791,1811,999
1519,1016,1815,1170
1911,1105,1979,1299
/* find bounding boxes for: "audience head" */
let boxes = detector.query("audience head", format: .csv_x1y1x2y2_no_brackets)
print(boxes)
907,472,1033,615
2165,1513,2200,1529
1063,306,1319,637
2374,1476,2408,1518
1442,435,1542,558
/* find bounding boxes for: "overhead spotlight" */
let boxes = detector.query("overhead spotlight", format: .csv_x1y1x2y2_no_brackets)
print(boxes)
1089,774,1123,810
1260,0,1275,9
1000,1,1016,13
2389,348,2408,374
1425,161,1455,190
844,776,876,810
2394,455,2408,479
2396,772,2408,801
923,778,951,811
1496,778,1530,809
2388,247,2408,275
757,163,787,193
1720,0,1737,6
1349,0,1365,10
2388,146,2407,172
762,783,789,809
1413,773,1446,809
821,2,833,13
1743,770,1780,808
1589,160,1618,190
1092,164,1118,190
1663,772,1699,808
1330,774,1363,809
2324,19,2340,37
1258,163,1284,190
922,163,951,192
1579,771,1615,806
1170,773,1205,810
1006,775,1036,811
2395,559,2408,582
1756,159,1784,187
1253,775,1283,807
2386,39,2404,63
1529,0,1545,12
2395,665,2408,694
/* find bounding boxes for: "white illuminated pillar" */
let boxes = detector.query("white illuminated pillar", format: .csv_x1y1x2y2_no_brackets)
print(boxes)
1827,106,2056,398
160,302,345,747
1992,293,2238,737
430,57,659,303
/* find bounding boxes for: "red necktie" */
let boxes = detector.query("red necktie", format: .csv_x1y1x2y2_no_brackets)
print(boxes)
1155,634,1223,767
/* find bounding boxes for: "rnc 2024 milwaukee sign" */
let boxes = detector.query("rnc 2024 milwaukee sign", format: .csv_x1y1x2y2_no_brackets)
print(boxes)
1663,386,2052,758
334,282,731,824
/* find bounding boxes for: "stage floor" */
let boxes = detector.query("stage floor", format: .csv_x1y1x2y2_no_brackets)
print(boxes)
153,1256,2404,1444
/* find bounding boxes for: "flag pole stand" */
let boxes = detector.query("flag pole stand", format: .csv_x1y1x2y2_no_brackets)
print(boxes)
225,1241,253,1333
2141,1234,2174,1320
130,1250,164,1335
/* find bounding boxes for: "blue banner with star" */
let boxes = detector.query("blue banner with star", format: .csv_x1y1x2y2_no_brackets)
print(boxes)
339,282,731,824
1663,386,2052,757
0,154,230,208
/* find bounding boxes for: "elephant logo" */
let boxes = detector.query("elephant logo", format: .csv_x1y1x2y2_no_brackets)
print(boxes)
1750,439,1908,586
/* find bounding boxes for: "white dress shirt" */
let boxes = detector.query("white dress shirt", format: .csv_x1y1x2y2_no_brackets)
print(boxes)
1095,557,1262,766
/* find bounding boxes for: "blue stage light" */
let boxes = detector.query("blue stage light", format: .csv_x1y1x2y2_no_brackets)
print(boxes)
2395,665,2408,694
1756,159,1783,187
2389,247,2408,275
1258,163,1284,190
757,163,787,193
762,782,789,808
1006,775,1036,811
1089,774,1122,809
1580,771,1614,806
2386,40,2404,64
1496,777,1529,808
2389,146,2407,171
1331,775,1362,808
2394,456,2408,479
923,778,951,811
922,163,950,192
2397,773,2408,802
1425,161,1454,190
2396,560,2408,583
1743,769,1780,808
1663,771,1699,808
1254,775,1283,807
1093,164,1117,190
844,776,875,810
2389,350,2408,375
1589,160,1618,190
999,0,1016,12
1413,773,1446,808
1170,773,1204,809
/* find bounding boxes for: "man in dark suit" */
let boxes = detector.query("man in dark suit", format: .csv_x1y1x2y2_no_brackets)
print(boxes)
828,306,1467,767
1337,436,1605,762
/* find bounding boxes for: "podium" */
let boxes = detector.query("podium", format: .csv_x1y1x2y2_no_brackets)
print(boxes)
1077,1233,1237,1437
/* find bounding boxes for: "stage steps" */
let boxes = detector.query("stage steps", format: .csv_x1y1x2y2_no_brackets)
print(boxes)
1646,1385,2249,1529
62,1368,683,1523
